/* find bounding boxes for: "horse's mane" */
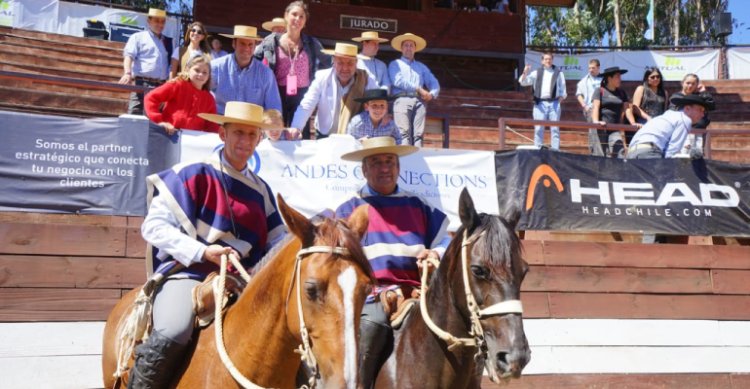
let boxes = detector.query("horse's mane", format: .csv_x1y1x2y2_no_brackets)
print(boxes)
251,217,375,282
445,213,524,276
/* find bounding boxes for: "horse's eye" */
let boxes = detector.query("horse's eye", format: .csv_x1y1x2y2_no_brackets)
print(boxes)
304,280,324,301
471,265,490,279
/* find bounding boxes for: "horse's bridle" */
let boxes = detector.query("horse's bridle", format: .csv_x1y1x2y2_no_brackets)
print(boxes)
211,245,349,389
419,229,524,360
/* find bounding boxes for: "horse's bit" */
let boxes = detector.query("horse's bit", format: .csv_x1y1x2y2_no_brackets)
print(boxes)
212,245,349,389
419,229,524,359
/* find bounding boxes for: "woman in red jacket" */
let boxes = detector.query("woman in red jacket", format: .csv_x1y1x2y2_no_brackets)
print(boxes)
145,55,220,134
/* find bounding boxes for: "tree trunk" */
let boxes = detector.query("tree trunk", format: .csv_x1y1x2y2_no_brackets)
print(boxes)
673,0,680,46
613,0,622,47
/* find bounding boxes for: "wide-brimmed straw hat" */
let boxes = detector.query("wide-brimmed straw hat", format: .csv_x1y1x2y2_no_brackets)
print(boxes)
352,31,389,43
601,66,629,78
670,94,714,110
199,102,281,129
262,17,286,32
341,136,418,162
148,8,167,18
321,42,358,58
391,33,426,52
354,89,395,103
219,25,263,41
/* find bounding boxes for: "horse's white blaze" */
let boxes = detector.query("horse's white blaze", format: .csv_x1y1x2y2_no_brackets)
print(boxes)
338,266,358,389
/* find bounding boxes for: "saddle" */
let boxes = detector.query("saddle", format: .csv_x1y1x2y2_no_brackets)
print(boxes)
191,271,246,327
379,287,420,329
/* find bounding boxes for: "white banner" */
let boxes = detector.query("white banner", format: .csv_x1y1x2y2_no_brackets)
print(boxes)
179,132,500,231
727,47,750,80
8,0,179,42
525,49,719,81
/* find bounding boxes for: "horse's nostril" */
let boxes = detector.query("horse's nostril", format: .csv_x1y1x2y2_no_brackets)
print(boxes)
496,351,510,367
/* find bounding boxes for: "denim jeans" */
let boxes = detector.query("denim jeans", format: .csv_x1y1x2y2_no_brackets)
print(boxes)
532,100,561,150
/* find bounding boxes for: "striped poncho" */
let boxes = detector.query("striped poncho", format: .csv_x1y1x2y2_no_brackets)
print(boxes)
335,185,450,295
145,150,286,280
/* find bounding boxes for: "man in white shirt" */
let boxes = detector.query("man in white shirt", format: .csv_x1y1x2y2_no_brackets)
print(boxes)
353,31,391,90
627,94,712,159
575,58,603,155
290,43,377,139
119,8,174,115
519,51,567,150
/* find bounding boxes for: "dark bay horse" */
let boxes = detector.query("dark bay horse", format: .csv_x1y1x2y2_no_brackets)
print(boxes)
102,196,374,389
375,188,531,388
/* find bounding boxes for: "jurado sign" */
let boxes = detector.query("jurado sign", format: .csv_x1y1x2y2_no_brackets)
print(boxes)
340,15,397,33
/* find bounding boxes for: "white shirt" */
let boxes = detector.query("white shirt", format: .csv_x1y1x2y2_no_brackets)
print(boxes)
576,73,602,108
630,110,693,158
519,66,567,100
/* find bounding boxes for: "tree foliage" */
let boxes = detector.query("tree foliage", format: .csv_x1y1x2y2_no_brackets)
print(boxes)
528,0,730,47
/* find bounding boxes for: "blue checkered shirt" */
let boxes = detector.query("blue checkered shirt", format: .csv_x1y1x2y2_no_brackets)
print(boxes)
211,55,282,114
347,111,402,144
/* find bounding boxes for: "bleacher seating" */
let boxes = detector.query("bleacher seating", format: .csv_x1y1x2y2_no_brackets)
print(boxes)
1,26,748,163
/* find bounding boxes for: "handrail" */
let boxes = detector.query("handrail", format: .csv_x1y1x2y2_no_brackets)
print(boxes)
498,117,750,159
0,70,148,93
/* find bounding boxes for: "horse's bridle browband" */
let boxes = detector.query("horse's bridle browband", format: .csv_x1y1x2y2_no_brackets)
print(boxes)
419,229,524,355
212,245,349,389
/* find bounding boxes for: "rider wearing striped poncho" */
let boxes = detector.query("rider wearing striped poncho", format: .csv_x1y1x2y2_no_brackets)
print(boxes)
335,136,450,389
131,102,286,389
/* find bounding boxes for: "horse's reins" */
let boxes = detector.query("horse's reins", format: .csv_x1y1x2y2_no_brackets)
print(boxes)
419,229,524,358
212,245,349,389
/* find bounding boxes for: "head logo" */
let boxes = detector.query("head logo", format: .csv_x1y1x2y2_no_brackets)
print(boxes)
525,164,564,211
213,144,262,174
563,56,579,66
664,57,681,67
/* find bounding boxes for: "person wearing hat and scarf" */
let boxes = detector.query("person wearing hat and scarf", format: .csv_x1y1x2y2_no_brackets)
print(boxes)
211,25,282,114
290,42,377,139
130,102,287,389
592,66,639,158
119,8,175,115
627,94,713,159
353,31,391,90
519,51,567,150
347,89,400,143
389,33,440,147
336,137,450,388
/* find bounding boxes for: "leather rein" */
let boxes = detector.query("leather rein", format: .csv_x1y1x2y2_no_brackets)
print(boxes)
212,245,349,389
419,229,524,361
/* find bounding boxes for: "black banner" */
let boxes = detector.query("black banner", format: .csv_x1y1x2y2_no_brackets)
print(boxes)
0,111,177,216
496,149,750,236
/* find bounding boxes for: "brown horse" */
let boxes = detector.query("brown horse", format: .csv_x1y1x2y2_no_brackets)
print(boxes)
375,188,531,388
102,196,374,389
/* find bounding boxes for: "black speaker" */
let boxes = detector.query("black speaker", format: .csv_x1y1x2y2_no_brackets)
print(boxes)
716,12,732,37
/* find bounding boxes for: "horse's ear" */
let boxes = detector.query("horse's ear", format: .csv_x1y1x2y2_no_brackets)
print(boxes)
347,204,369,240
277,194,314,246
458,187,480,232
502,207,521,231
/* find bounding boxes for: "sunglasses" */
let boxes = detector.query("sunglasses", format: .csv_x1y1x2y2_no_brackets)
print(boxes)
191,28,205,35
649,75,661,80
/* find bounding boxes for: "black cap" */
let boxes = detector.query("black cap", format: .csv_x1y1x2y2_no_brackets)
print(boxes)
354,88,394,103
670,94,714,110
601,66,629,78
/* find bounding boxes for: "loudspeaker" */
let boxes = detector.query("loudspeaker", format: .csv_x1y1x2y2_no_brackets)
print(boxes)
716,12,732,37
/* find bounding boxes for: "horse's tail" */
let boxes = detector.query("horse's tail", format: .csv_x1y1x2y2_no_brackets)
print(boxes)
113,286,154,379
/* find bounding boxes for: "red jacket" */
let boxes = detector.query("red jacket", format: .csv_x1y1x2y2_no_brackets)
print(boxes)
145,79,220,133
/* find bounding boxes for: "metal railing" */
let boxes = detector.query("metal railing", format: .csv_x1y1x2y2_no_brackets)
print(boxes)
497,117,750,159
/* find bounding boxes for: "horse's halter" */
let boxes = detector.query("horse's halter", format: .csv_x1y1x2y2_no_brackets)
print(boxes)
212,244,350,389
419,228,524,361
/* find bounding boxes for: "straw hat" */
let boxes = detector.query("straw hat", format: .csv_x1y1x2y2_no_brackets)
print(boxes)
391,33,426,52
262,17,286,32
352,31,389,43
148,8,167,18
341,136,418,162
199,102,281,129
219,25,263,41
321,42,358,58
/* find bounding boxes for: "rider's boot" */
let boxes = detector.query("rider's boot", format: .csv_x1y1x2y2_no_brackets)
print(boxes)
127,330,187,389
358,317,390,389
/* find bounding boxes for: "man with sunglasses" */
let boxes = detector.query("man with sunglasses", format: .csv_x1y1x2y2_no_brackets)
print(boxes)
119,8,175,115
